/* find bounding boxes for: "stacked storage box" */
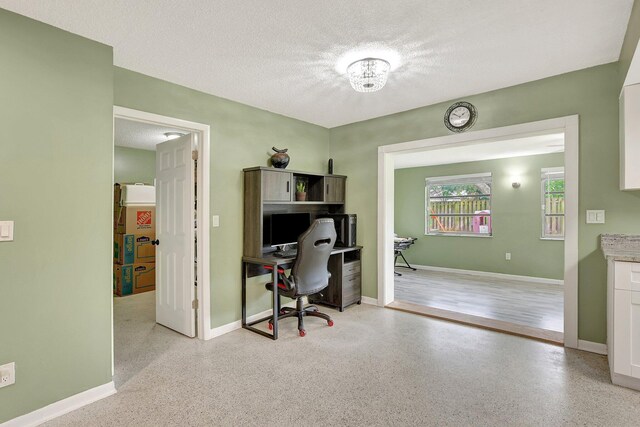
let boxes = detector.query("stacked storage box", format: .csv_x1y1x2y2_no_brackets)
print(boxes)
113,184,157,296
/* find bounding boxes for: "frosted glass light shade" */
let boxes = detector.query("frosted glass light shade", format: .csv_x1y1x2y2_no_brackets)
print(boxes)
347,58,390,93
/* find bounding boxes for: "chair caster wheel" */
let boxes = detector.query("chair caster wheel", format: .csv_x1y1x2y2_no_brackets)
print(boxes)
299,329,306,337
328,320,334,327
268,322,273,331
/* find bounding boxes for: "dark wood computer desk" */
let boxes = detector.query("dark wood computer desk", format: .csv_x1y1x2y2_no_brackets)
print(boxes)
241,246,362,340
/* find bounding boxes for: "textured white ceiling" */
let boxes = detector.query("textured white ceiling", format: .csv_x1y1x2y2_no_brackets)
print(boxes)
115,118,187,151
1,1,632,128
394,133,564,169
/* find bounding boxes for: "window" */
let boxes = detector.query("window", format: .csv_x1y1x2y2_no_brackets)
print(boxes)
425,173,492,236
541,167,565,239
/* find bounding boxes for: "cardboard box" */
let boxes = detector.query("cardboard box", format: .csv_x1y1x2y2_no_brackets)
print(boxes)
114,232,156,265
114,206,156,234
114,263,156,296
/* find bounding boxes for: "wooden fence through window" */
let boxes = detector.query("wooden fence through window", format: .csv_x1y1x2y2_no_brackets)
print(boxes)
544,195,565,236
428,199,490,233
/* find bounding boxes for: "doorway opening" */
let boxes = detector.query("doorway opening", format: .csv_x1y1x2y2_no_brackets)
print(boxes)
111,107,210,383
378,116,579,347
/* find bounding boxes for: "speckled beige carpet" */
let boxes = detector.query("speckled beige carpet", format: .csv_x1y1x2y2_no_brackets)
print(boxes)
44,291,640,426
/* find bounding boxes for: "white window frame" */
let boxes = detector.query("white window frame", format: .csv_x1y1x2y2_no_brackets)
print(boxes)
541,167,565,240
425,172,493,237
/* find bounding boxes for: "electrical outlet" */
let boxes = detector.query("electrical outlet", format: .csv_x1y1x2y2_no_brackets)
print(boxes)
0,362,15,388
505,252,512,261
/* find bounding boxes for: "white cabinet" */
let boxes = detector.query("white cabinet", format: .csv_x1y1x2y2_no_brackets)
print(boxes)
620,84,640,190
613,289,640,377
609,261,640,389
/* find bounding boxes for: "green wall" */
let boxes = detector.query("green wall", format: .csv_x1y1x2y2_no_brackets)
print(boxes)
0,10,114,423
114,146,156,184
113,67,330,328
395,153,564,280
331,63,640,344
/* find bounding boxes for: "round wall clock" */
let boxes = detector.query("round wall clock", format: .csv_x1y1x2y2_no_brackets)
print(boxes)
444,101,477,133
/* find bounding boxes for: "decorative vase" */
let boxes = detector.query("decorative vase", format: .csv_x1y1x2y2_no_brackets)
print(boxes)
270,147,290,169
296,192,307,201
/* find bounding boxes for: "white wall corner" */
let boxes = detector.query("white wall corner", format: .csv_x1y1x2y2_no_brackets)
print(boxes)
2,381,116,427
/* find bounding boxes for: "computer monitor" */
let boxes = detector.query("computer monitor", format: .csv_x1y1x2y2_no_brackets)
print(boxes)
270,213,311,247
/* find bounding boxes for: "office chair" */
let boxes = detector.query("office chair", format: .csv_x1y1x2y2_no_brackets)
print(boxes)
265,218,336,337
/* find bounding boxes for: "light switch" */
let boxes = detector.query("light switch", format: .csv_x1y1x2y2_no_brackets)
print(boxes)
212,215,220,227
586,210,605,224
0,221,14,241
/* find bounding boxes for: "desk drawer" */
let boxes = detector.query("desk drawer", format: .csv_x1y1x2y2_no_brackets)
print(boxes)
343,261,361,277
343,273,361,305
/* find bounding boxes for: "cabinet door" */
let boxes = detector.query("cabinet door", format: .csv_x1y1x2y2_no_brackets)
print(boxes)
325,176,345,203
613,289,640,378
262,170,291,202
621,84,640,190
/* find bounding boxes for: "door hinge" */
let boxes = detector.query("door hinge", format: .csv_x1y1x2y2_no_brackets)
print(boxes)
192,150,199,161
192,299,199,309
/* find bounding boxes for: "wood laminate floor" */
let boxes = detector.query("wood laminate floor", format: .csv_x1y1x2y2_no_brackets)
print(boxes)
394,268,564,333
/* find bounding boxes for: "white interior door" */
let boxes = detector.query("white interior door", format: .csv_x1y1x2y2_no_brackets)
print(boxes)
156,133,196,337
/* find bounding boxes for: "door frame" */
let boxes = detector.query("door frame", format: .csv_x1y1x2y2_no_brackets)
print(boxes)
112,106,211,351
377,115,579,348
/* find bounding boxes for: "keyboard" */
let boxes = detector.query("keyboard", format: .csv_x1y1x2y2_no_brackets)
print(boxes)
274,249,298,258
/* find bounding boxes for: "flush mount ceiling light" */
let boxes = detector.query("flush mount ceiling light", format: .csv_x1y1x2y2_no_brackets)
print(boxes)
347,58,390,93
164,132,184,140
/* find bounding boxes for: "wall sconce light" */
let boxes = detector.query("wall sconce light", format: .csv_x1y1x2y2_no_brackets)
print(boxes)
512,181,521,189
164,132,185,140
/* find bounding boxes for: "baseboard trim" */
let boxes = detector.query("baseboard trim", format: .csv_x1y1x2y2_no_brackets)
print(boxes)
2,381,116,427
577,339,608,355
360,296,378,306
612,372,640,391
411,264,564,286
209,298,305,339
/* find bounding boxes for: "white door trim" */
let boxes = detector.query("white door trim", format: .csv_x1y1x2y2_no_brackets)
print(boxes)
377,115,580,349
112,106,211,350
